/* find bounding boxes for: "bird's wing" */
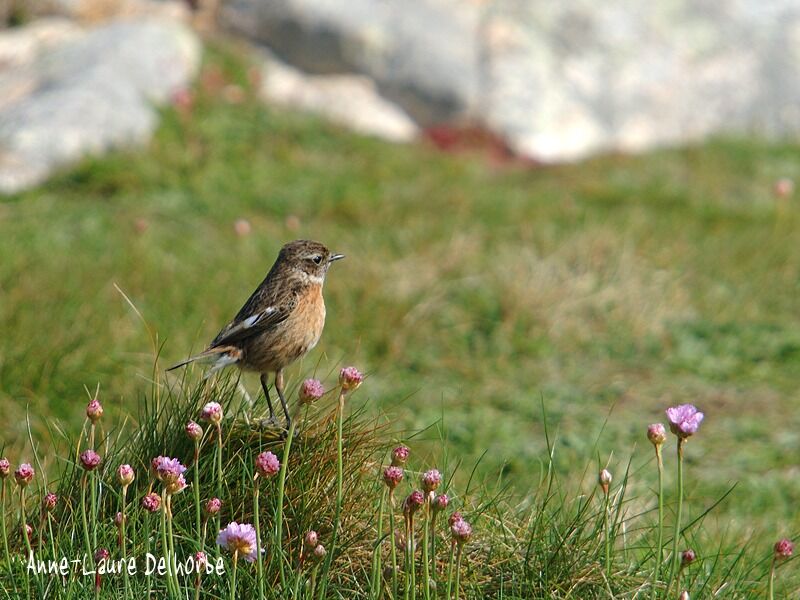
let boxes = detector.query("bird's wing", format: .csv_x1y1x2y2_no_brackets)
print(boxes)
209,304,289,347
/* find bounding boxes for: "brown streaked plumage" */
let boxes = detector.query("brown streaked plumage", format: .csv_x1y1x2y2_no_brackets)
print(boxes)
168,239,344,428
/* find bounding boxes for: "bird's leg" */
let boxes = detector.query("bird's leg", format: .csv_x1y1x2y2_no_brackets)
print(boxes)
275,369,291,431
260,374,279,427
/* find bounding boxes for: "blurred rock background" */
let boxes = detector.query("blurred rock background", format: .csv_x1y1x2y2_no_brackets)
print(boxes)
3,0,800,192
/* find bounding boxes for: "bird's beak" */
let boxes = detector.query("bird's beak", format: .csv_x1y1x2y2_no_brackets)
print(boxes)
329,253,345,262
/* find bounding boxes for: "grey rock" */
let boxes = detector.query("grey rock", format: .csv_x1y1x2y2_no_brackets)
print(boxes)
259,49,418,142
0,18,200,194
222,0,482,124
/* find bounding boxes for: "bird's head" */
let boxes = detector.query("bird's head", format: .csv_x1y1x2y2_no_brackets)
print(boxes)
278,240,344,283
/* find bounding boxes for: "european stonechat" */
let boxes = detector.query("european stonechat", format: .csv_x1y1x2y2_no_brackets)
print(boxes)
168,239,344,428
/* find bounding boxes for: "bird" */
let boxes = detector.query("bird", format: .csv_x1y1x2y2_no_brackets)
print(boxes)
168,239,344,429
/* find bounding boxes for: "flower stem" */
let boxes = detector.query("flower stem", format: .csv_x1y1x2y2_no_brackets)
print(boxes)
216,423,223,555
121,488,129,599
277,418,296,592
254,483,265,600
161,490,176,598
671,439,685,583
90,472,97,551
145,514,152,599
454,545,464,600
445,541,455,600
604,489,611,578
0,482,9,573
408,515,416,600
80,475,92,564
370,490,385,599
230,550,239,600
652,446,664,598
768,556,776,600
318,390,345,599
390,493,399,600
194,443,201,551
422,502,431,600
167,494,180,594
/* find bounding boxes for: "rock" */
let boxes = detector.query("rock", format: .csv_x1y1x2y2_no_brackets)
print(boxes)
23,0,190,24
222,0,482,125
222,0,800,162
0,18,200,194
259,49,417,142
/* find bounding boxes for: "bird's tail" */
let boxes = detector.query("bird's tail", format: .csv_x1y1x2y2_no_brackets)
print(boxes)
166,346,243,379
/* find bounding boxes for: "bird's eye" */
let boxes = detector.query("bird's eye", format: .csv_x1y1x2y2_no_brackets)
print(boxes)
311,255,323,265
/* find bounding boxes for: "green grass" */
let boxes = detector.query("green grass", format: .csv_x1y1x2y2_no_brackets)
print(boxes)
2,40,800,564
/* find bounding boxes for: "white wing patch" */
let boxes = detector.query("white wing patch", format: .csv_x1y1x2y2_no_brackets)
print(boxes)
244,307,276,328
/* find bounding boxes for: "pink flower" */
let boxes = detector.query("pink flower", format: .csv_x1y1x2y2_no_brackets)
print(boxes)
117,464,135,487
114,512,125,527
598,469,612,494
200,402,223,424
15,463,34,487
186,421,203,441
403,491,424,517
216,522,260,562
681,549,696,566
666,404,704,439
205,497,222,516
152,456,186,484
166,474,188,495
421,469,442,494
647,423,667,446
94,548,110,562
304,530,318,549
312,544,326,561
255,451,280,478
775,538,794,560
678,592,690,600
195,551,208,568
449,512,463,527
391,446,409,467
383,466,403,490
86,399,103,423
299,379,325,404
451,518,472,545
43,493,58,511
142,492,161,513
80,450,102,471
339,366,363,392
433,494,449,512
0,459,9,479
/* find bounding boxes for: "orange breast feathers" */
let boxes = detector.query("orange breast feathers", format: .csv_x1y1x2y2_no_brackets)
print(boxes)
291,283,326,350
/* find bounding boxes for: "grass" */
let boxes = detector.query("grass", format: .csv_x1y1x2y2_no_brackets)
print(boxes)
1,38,800,581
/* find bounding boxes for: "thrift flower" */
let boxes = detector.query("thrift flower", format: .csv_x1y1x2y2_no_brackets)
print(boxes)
86,399,103,423
449,512,463,527
216,522,259,562
433,494,449,512
666,404,704,439
142,493,161,513
681,549,696,566
391,446,409,467
43,493,58,511
205,497,222,516
647,423,667,446
94,548,110,562
304,530,318,549
195,551,208,569
599,469,612,494
383,466,403,490
299,379,325,404
114,512,125,527
80,450,102,471
200,402,223,424
166,474,188,495
775,538,794,560
403,491,424,517
421,469,442,494
186,421,203,441
14,463,34,487
117,464,135,487
255,451,280,478
451,518,473,545
678,592,690,600
339,366,363,391
153,457,186,484
313,544,326,561
0,458,10,478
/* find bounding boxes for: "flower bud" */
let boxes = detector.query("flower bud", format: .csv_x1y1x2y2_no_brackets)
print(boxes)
43,492,58,511
94,548,110,562
142,492,161,513
433,494,449,513
339,366,363,392
598,469,612,494
15,463,34,487
383,466,403,490
86,399,104,423
313,544,326,561
451,518,472,545
304,530,318,550
205,497,222,516
255,451,280,478
117,464,135,487
421,469,442,494
775,538,794,560
647,423,667,447
186,421,203,441
195,551,208,568
391,446,409,467
403,491,424,517
80,450,102,472
678,592,690,600
114,512,125,528
681,549,696,566
200,402,223,425
299,379,325,404
0,459,9,479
